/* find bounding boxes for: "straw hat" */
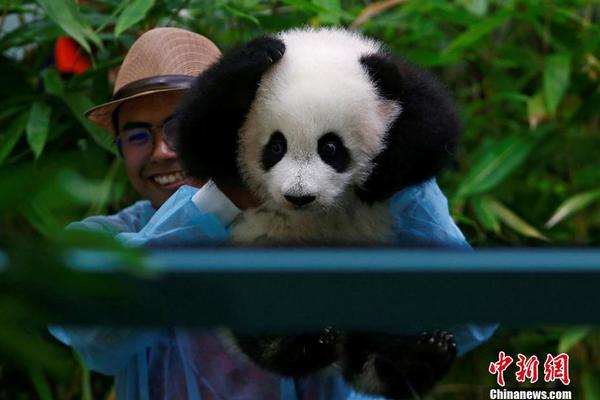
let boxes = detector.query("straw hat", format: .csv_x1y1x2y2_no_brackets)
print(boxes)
85,27,221,134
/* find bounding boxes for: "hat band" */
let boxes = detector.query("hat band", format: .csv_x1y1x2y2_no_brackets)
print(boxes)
112,75,196,101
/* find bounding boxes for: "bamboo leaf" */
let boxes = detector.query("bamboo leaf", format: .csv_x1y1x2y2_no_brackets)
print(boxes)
465,0,488,16
527,92,549,128
42,68,64,97
30,368,55,400
280,0,326,14
62,93,116,153
558,326,591,353
455,135,534,199
443,11,509,56
19,202,62,236
114,0,155,37
544,53,571,113
26,102,52,159
546,189,600,228
36,0,101,53
351,0,406,28
223,5,260,26
471,196,501,233
75,352,93,400
0,112,28,165
313,0,342,24
489,199,549,241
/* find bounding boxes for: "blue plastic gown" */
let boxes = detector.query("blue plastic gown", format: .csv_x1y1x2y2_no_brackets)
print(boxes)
50,179,497,400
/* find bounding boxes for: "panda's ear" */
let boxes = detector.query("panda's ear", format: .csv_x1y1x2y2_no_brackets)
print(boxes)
357,53,460,202
175,36,286,183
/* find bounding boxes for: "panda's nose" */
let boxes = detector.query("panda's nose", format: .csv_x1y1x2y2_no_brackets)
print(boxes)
284,195,316,207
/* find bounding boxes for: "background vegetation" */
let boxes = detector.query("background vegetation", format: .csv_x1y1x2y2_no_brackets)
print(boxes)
0,0,599,399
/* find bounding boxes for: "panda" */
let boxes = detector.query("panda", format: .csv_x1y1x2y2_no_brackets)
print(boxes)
175,27,459,399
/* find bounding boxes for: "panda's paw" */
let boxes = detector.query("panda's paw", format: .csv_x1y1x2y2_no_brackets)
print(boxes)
416,330,457,370
235,327,339,377
227,36,286,75
340,331,456,399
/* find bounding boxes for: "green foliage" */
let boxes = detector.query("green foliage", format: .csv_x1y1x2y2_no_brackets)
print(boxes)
115,0,156,37
26,101,51,158
0,0,599,398
544,53,571,113
36,0,102,53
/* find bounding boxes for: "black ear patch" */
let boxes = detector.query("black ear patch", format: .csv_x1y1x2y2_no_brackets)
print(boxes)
175,36,286,183
261,131,287,171
357,53,460,202
317,132,351,173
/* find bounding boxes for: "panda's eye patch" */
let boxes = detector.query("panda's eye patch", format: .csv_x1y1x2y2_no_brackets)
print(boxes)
261,131,287,171
318,132,350,172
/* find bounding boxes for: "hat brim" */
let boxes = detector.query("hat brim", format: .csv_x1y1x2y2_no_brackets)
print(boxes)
85,87,188,135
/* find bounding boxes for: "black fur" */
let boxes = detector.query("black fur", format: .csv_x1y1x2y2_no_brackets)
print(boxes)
175,36,286,183
340,331,457,399
235,327,339,377
317,132,351,172
357,53,460,202
261,130,287,171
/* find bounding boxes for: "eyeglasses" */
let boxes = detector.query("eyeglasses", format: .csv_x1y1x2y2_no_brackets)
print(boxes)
115,116,178,157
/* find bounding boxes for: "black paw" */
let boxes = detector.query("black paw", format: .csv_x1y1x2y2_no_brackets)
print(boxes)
175,36,285,183
235,327,339,377
226,36,286,77
416,330,457,372
340,331,456,399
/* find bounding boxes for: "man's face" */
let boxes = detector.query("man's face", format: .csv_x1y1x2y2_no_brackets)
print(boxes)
117,90,202,208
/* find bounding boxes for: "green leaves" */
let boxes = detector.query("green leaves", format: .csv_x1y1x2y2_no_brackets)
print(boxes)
41,68,64,97
527,92,548,128
558,326,591,353
313,0,342,25
470,195,501,234
62,93,115,154
455,135,535,199
115,0,156,37
546,188,600,228
29,368,55,400
544,53,571,113
443,11,509,56
36,0,101,53
488,198,549,241
470,195,548,240
26,102,52,159
75,352,93,400
0,112,28,165
464,0,489,16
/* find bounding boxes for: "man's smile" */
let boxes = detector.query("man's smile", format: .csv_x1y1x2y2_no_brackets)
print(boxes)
151,170,187,186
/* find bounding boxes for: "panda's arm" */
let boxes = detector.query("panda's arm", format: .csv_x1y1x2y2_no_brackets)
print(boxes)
357,53,460,202
175,37,285,184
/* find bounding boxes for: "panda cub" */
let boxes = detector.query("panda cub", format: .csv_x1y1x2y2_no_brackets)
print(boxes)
176,27,458,246
176,28,459,399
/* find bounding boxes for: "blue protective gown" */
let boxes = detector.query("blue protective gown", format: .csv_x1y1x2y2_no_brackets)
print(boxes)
50,179,497,400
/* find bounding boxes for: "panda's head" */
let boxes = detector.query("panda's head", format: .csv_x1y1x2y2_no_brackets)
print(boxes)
237,29,401,210
175,28,459,208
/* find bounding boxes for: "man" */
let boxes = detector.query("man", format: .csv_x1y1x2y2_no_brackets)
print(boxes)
85,27,216,209
52,27,496,400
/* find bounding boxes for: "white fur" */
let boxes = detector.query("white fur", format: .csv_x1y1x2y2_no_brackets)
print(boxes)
233,28,400,245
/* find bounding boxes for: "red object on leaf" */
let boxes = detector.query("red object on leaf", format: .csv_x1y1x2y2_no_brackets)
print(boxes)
54,36,91,75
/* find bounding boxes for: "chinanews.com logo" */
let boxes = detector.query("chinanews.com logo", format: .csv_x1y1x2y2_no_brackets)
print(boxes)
487,352,572,399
